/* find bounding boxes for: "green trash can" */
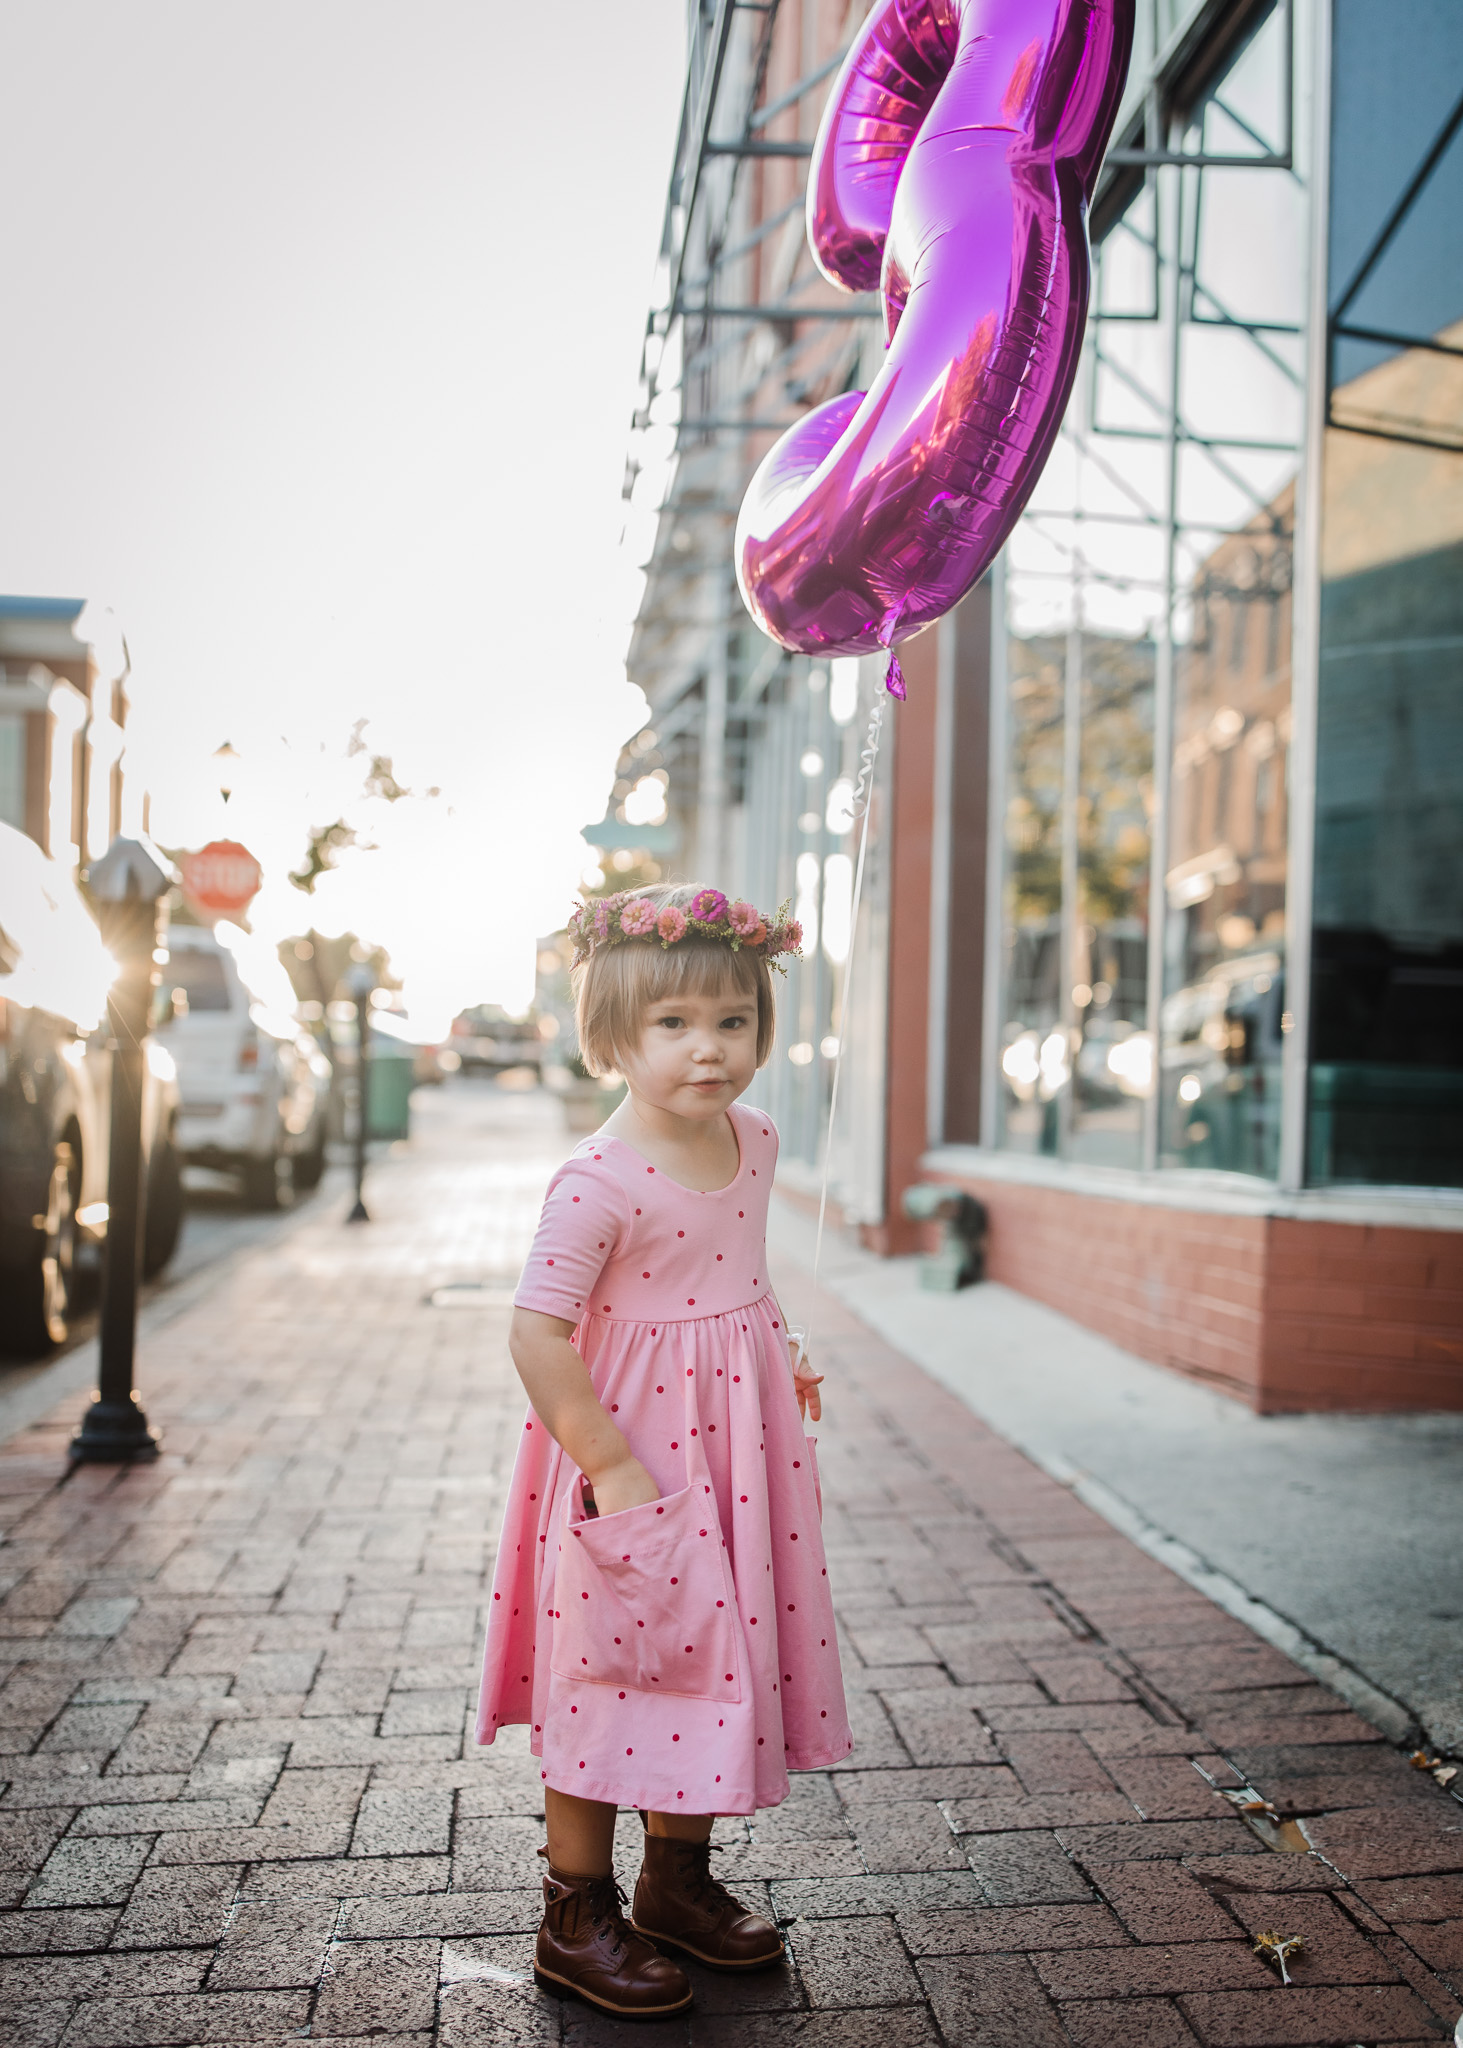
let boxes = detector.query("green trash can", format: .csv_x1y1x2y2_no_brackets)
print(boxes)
366,1046,415,1142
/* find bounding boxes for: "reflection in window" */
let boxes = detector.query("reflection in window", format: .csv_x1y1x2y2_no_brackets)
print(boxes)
1073,636,1154,1164
1158,7,1301,1176
996,0,1296,1179
1309,2,1463,1187
998,637,1064,1153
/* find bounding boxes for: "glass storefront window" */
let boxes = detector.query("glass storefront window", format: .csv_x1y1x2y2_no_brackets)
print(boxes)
1308,0,1463,1188
997,0,1299,1178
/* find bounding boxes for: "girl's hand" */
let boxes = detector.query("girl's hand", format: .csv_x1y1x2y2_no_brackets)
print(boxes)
793,1357,824,1423
586,1454,661,1519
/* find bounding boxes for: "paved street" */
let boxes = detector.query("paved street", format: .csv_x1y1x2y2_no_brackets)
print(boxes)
0,1083,1460,2046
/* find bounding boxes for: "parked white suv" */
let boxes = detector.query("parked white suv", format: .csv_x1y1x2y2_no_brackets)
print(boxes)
156,925,331,1209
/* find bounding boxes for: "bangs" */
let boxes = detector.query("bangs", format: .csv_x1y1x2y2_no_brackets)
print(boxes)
573,885,778,1076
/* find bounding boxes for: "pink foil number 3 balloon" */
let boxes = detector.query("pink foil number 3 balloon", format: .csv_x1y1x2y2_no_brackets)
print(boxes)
735,0,1134,685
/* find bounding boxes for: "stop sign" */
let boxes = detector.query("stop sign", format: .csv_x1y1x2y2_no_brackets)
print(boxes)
181,840,262,921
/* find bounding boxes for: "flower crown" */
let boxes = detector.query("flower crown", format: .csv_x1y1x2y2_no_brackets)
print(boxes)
568,889,803,972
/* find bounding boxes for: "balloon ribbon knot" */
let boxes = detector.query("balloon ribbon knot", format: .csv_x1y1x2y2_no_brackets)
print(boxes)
884,652,906,700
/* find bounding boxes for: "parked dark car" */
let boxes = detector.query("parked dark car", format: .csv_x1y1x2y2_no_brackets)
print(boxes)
0,823,183,1353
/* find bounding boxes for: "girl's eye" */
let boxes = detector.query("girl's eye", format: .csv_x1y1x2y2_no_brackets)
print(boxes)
720,1017,746,1030
656,1015,684,1030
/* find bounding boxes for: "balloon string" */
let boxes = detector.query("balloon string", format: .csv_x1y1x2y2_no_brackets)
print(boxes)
792,692,886,1380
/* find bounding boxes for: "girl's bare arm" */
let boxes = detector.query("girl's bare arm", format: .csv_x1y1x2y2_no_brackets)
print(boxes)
508,1308,660,1516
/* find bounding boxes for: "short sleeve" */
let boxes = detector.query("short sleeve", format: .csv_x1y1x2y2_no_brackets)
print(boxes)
514,1159,627,1321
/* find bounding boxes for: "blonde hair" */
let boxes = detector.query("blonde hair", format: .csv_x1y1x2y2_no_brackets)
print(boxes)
573,882,777,1078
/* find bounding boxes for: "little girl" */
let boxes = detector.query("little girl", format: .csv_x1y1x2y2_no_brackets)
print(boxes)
476,881,852,2019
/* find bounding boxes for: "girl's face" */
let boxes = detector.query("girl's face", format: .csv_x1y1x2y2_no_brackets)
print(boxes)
620,982,759,1122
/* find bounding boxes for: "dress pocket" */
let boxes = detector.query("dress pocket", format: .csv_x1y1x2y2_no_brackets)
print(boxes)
549,1483,741,1703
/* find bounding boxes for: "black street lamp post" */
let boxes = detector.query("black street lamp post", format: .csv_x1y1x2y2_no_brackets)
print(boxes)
71,836,176,1465
346,961,373,1223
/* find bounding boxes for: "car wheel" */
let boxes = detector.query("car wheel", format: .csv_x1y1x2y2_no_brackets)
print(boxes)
2,1139,79,1354
143,1132,185,1278
242,1151,293,1211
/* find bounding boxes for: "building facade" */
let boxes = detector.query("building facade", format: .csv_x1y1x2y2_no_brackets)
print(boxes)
0,597,137,870
622,0,1463,1410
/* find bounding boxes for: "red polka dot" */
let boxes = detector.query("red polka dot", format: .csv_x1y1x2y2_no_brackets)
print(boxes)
670,1576,678,1585
757,1737,764,1745
687,1368,694,1377
717,1368,723,1376
655,1505,664,1515
733,1374,741,1383
643,1271,650,1279
699,1529,707,1537
672,1732,680,1740
656,1385,664,1393
677,1791,684,1800
788,1604,795,1611
581,1591,588,1600
671,1441,678,1450
793,1460,800,1468
750,1616,757,1625
762,1128,768,1134
599,1242,605,1248
571,1704,578,1713
717,1254,723,1262
636,1207,642,1215
740,1494,748,1502
627,1745,633,1753
790,1532,799,1541
638,1620,645,1627
708,1423,716,1433
725,1673,733,1682
821,1709,828,1718
687,1298,695,1306
572,1195,580,1203
752,1169,757,1177
738,1211,744,1218
716,1599,724,1607
611,1403,619,1412
493,1592,500,1600
677,1229,685,1237
579,1761,585,1768
690,1428,698,1438
647,1166,655,1173
619,1691,626,1698
545,1260,554,1267
525,1421,533,1429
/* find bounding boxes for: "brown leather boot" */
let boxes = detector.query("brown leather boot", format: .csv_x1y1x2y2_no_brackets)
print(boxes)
633,1831,785,1970
534,1863,693,2018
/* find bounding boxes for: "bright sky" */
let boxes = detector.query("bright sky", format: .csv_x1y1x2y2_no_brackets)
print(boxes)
0,1,685,1031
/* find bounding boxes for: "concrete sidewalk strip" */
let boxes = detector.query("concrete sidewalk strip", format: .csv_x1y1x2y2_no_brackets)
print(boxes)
0,1088,1455,2045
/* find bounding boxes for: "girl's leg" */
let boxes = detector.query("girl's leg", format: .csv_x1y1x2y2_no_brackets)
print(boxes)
645,1808,714,1843
545,1788,618,1873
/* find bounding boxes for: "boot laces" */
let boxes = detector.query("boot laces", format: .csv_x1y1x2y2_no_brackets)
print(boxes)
677,1838,739,1915
585,1872,631,1956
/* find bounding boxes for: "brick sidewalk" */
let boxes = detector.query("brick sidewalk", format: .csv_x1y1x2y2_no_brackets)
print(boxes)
0,1090,1459,2046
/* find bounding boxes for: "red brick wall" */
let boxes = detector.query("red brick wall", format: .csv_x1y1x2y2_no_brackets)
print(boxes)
866,632,939,1258
931,1173,1463,1413
1263,1219,1463,1410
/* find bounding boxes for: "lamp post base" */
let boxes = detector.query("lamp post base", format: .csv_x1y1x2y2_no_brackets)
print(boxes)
69,1398,160,1464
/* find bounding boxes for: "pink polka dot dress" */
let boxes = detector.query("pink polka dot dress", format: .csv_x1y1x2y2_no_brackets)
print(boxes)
476,1102,852,1814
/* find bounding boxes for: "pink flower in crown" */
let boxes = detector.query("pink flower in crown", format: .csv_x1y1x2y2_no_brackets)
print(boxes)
771,919,803,956
728,900,760,939
618,898,657,938
593,900,612,939
657,905,688,943
690,887,728,925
